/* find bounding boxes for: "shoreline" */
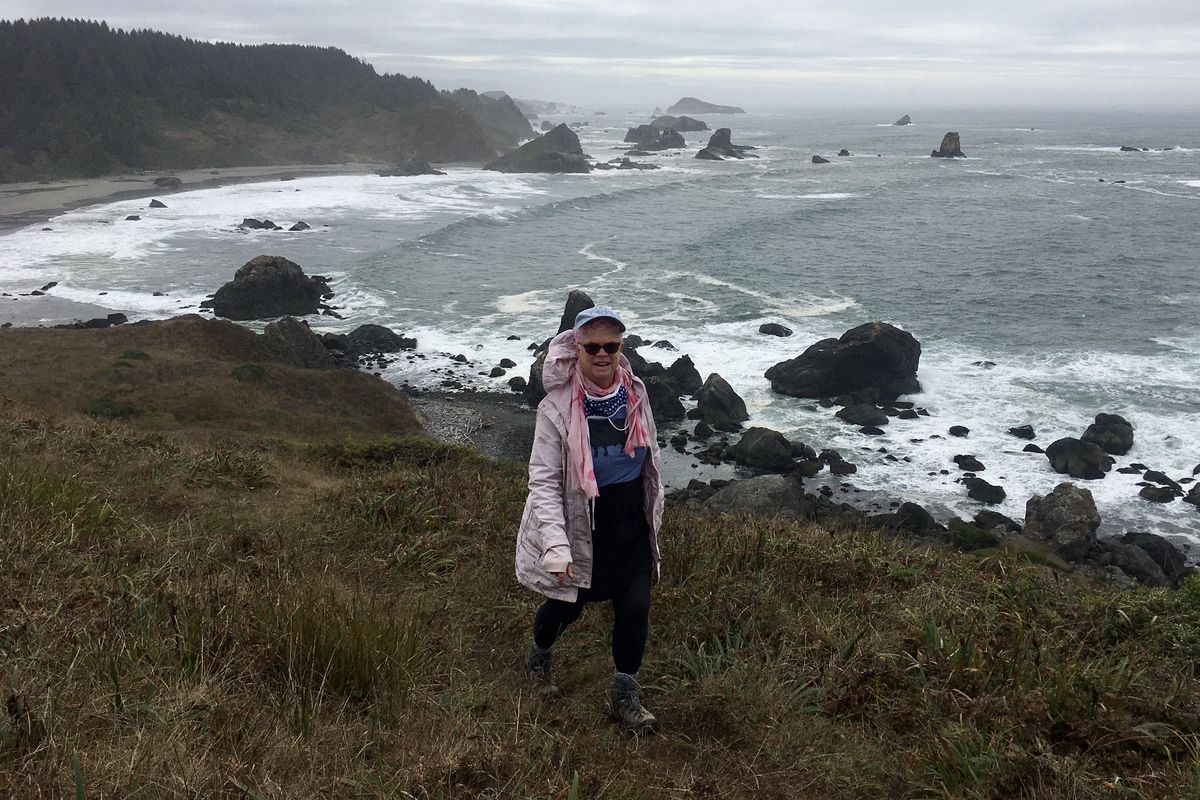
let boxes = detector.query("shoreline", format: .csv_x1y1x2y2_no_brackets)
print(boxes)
0,162,388,236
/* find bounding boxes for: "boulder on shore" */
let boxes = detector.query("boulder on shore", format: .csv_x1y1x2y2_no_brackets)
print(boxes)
201,255,333,321
1120,531,1190,587
1080,412,1134,455
666,354,703,395
642,376,686,422
705,475,809,519
931,132,965,158
695,373,749,431
963,477,1006,504
1024,483,1100,561
1045,437,1115,480
484,124,590,173
765,322,921,403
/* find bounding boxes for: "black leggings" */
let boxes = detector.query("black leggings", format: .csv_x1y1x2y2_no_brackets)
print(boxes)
532,570,652,674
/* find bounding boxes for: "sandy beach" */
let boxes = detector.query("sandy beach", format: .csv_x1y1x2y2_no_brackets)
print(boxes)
0,163,384,236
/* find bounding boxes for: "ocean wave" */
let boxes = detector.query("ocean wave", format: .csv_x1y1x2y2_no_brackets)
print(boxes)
754,192,862,200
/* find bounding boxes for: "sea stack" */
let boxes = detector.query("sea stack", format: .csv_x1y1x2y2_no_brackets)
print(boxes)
894,114,912,126
931,132,965,158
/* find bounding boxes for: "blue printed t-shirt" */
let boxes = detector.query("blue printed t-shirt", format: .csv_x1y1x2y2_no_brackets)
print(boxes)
584,383,647,487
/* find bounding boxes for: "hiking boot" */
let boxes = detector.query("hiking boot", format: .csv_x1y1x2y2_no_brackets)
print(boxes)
607,672,658,734
525,644,559,696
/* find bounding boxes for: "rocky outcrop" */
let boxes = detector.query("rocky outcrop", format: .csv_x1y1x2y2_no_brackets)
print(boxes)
1007,424,1036,440
727,427,796,471
262,316,336,369
893,115,911,126
705,474,808,518
643,376,686,422
1120,531,1189,587
377,157,446,177
651,115,708,132
1098,539,1166,587
666,354,703,395
484,124,590,173
931,132,965,158
558,289,594,333
765,322,921,403
624,125,685,151
811,155,830,164
667,97,745,115
202,255,333,320
148,199,167,208
695,373,749,431
836,404,887,427
1080,413,1134,455
153,176,182,189
1045,437,1115,480
1024,483,1100,561
695,128,757,160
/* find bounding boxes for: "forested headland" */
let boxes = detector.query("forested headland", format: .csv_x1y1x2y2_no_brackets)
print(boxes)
0,18,533,182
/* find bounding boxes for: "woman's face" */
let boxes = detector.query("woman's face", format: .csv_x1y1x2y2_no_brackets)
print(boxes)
575,320,624,388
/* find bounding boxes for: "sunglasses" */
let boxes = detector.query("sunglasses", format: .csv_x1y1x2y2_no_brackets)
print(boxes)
579,341,622,356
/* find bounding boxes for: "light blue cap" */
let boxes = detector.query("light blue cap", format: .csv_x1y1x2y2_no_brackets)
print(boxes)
574,305,626,331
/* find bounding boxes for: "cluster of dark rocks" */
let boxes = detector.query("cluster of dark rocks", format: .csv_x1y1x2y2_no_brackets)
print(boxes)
484,124,591,174
623,125,686,152
200,255,336,321
238,218,312,232
650,115,708,132
1120,145,1177,152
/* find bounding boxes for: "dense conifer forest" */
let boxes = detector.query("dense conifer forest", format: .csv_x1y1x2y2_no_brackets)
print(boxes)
0,18,531,181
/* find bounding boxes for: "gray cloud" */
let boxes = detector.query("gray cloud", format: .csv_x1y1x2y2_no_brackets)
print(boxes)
7,0,1200,107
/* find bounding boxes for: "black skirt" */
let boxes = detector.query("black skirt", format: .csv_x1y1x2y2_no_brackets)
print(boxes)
586,476,653,599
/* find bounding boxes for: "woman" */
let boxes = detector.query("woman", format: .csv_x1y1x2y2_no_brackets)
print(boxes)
514,305,664,733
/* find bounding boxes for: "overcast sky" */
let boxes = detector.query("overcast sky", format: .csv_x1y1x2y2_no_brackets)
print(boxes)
6,1,1200,109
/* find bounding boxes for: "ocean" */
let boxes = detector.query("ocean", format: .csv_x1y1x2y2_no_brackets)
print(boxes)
2,108,1198,549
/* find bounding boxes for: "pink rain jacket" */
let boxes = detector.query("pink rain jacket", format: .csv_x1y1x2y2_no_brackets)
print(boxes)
514,331,664,602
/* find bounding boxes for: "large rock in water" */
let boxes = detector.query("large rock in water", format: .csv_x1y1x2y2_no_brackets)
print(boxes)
695,373,749,431
651,115,708,132
764,322,921,402
624,125,686,150
484,124,590,173
1024,483,1101,561
931,132,965,158
346,324,416,358
203,255,333,320
696,128,757,160
728,427,796,471
893,114,911,126
1045,437,1115,480
1080,413,1134,455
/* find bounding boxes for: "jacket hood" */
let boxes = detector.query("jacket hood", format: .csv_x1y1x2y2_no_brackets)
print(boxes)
542,328,635,396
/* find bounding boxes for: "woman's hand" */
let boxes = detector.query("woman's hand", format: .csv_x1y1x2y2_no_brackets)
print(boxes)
552,563,575,588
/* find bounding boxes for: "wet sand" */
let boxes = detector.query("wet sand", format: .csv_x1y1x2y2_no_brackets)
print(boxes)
0,163,383,236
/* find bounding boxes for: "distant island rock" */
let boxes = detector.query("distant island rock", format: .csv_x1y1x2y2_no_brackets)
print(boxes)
894,114,911,126
650,115,709,132
931,132,965,158
484,124,590,173
696,128,758,160
667,97,745,115
812,155,830,164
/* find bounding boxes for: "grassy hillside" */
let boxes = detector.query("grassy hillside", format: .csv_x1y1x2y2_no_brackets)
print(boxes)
1,320,1199,798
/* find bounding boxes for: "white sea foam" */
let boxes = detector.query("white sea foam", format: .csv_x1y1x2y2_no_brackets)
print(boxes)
754,192,861,200
1178,180,1200,188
